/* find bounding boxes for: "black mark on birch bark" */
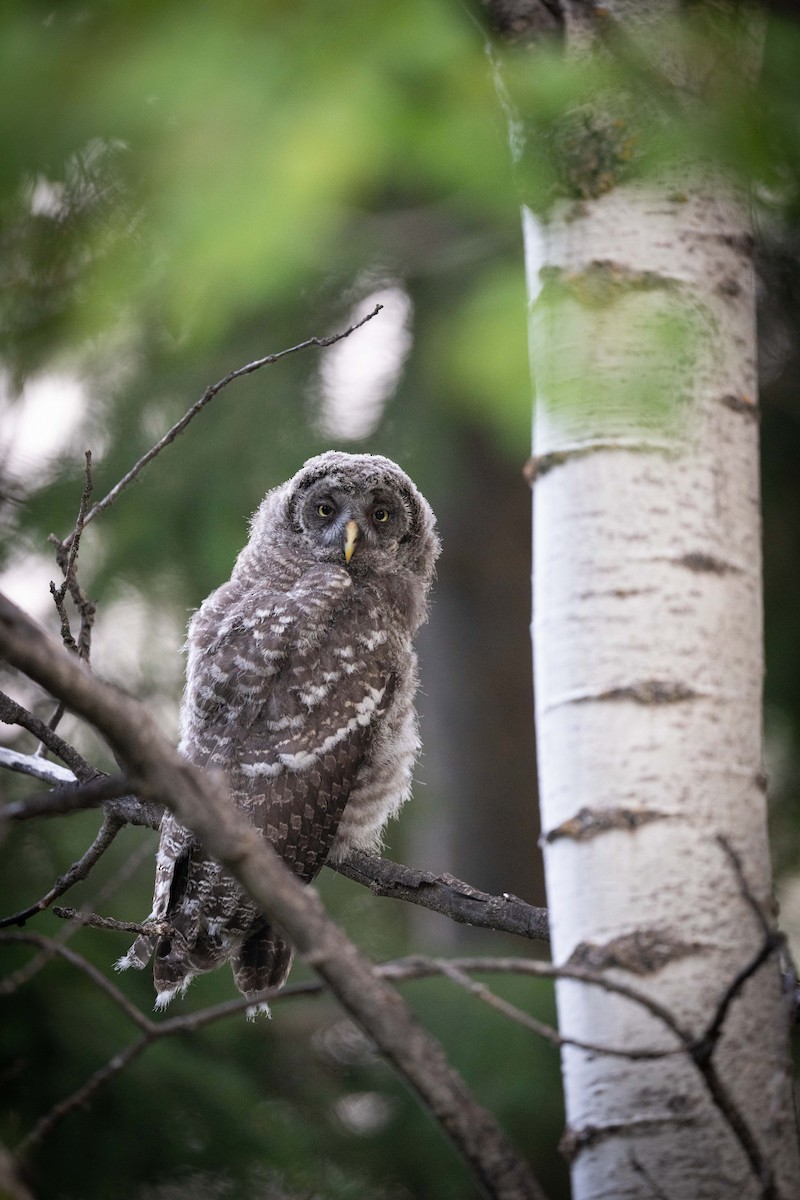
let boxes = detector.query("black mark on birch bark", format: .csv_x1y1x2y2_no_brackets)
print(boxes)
720,393,759,420
544,806,670,844
566,930,706,975
524,441,671,483
571,680,698,705
676,552,742,575
716,277,741,298
481,0,564,41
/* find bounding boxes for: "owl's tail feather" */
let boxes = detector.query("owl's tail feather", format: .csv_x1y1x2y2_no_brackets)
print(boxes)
232,923,294,1017
151,929,198,1009
115,933,156,973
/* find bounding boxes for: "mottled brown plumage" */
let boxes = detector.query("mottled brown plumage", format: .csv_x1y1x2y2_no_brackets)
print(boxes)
117,452,439,1011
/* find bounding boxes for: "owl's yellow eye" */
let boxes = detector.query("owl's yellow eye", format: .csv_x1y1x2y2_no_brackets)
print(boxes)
373,508,390,523
317,503,335,518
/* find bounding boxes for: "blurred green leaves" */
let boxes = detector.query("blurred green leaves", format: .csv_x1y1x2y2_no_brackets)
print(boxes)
0,0,512,361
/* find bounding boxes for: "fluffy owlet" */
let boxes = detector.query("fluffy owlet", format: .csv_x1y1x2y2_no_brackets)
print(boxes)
118,451,440,1010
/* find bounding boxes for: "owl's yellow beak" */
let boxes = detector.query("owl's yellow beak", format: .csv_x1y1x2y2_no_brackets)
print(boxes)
344,519,360,564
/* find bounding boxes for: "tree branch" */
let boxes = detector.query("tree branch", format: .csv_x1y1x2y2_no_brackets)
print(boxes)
0,592,544,1200
0,747,77,787
0,812,124,930
51,907,171,937
41,449,97,737
57,305,384,551
0,690,96,780
0,932,673,1163
330,850,549,942
4,772,130,820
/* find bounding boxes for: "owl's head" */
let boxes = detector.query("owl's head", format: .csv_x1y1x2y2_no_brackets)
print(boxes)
252,452,440,586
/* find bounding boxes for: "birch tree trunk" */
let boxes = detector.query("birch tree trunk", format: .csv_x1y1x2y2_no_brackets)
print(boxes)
494,1,800,1195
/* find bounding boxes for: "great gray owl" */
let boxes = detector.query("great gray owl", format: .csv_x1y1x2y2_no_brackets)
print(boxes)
117,451,439,1011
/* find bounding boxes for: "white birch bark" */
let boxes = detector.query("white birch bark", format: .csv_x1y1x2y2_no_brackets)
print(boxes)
523,71,800,1200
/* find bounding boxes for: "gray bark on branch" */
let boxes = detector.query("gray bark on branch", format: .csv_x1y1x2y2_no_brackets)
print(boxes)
331,850,549,942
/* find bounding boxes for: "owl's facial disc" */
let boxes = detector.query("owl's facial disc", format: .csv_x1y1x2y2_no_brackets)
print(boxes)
298,481,409,571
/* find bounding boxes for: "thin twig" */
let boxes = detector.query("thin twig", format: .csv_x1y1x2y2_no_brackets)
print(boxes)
58,450,94,590
4,772,129,821
3,834,156,991
716,834,772,936
0,932,153,1026
17,1035,152,1158
58,306,384,551
51,907,171,937
0,690,95,780
0,812,124,930
433,958,677,1062
43,449,96,736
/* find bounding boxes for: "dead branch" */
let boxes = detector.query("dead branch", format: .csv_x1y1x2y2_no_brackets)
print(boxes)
330,849,549,942
0,929,674,1163
5,772,130,821
2,835,156,991
0,690,96,780
51,906,171,937
41,449,96,736
0,592,544,1200
0,747,77,787
0,758,546,937
57,305,384,553
433,959,676,1062
0,812,124,930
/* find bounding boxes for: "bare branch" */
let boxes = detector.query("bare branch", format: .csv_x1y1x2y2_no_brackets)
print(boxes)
42,449,97,736
48,579,78,654
0,812,124,930
0,942,697,1167
433,959,675,1062
716,834,772,937
1,937,550,1164
58,306,384,550
51,906,171,937
18,1034,151,1158
56,450,95,592
0,689,96,780
330,849,549,942
0,931,153,1028
0,592,544,1200
4,772,129,820
0,747,77,787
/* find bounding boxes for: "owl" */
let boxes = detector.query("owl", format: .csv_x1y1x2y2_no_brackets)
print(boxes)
117,451,440,1012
